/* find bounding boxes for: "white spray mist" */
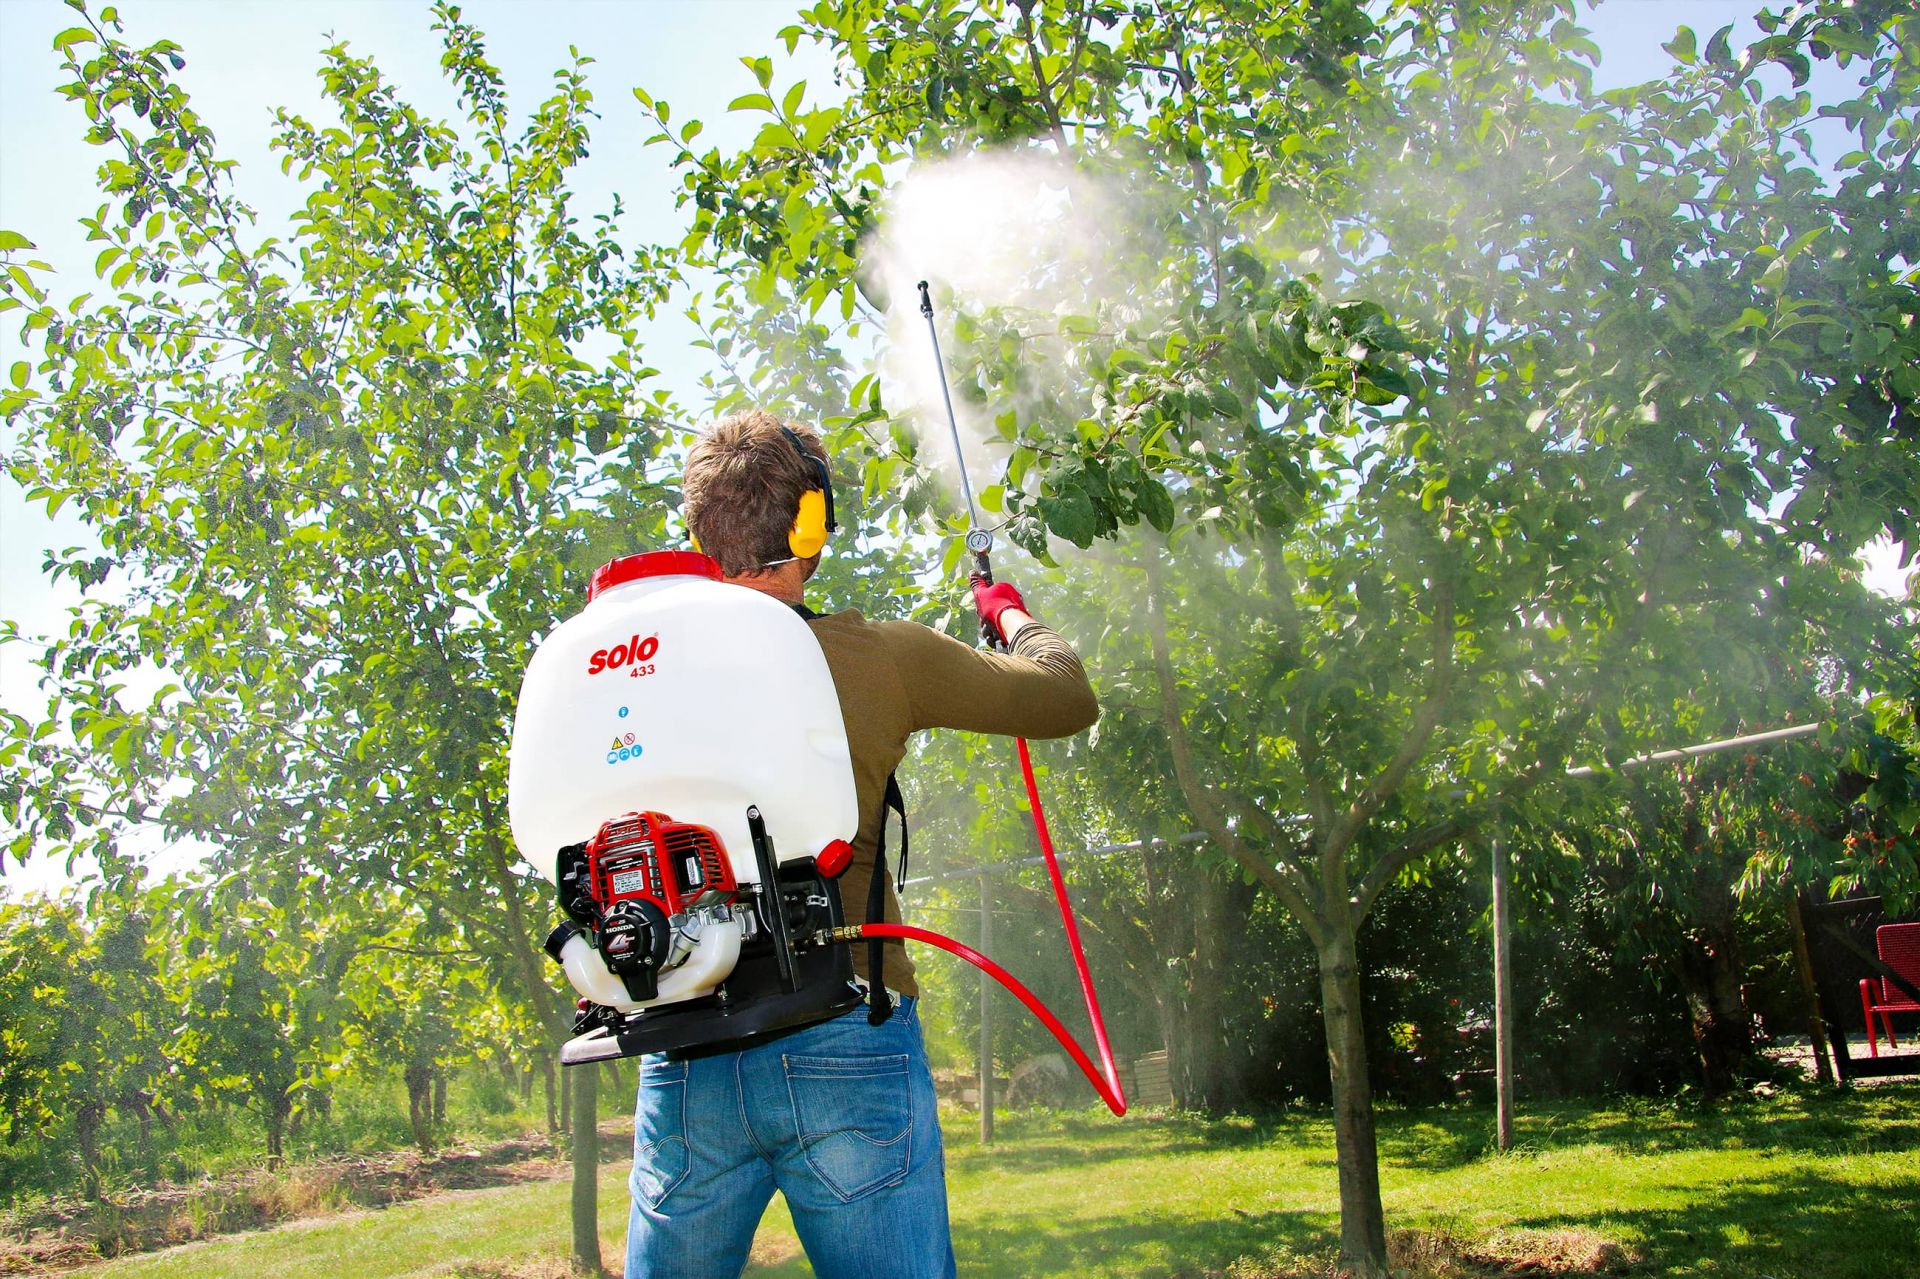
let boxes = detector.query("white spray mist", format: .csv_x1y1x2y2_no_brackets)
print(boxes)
862,147,1175,534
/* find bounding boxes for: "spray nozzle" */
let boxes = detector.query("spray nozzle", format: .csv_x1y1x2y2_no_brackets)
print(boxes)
916,279,933,318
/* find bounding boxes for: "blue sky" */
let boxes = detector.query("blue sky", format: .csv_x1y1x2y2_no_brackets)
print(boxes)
0,1,1907,892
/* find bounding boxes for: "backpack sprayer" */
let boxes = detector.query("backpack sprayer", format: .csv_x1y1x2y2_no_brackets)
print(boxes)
507,284,1125,1116
510,551,866,1063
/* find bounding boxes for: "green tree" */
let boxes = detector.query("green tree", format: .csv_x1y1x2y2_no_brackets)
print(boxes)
0,886,175,1195
645,1,1918,1271
342,921,494,1155
1,4,686,1266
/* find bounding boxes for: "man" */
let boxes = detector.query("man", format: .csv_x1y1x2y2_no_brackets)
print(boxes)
625,408,1097,1278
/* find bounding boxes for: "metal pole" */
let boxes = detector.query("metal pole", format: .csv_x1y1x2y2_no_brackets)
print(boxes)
978,871,994,1144
917,280,982,530
915,280,995,583
1491,834,1515,1151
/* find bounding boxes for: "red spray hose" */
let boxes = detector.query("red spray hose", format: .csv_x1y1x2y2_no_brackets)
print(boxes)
855,737,1128,1117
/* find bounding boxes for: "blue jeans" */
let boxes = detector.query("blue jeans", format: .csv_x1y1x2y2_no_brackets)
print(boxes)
625,996,956,1279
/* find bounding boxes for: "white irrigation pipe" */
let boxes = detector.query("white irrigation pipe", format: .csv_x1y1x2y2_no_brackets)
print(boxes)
1563,722,1823,779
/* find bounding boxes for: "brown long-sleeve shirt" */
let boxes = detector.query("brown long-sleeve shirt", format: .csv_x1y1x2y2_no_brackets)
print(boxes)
805,611,1099,996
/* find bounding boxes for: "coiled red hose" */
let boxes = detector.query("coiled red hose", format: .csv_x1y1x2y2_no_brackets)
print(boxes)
860,735,1128,1117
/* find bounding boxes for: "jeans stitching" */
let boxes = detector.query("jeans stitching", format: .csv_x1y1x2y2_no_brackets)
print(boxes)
735,1050,777,1164
633,1068,691,1211
783,1054,912,1078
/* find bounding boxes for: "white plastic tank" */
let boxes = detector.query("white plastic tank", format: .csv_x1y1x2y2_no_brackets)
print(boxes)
508,550,858,888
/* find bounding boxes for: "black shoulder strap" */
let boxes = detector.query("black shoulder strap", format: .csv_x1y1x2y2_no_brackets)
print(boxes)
865,773,908,1026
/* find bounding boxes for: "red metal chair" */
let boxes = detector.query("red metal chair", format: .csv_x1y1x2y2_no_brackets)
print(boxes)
1859,922,1920,1057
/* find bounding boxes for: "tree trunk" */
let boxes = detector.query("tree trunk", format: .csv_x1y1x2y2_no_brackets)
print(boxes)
433,1071,448,1125
544,1053,561,1133
405,1061,435,1154
1316,923,1389,1279
75,1100,106,1199
1176,865,1256,1111
570,1059,603,1275
264,1093,289,1169
124,1090,155,1155
1678,785,1753,1096
1679,928,1753,1096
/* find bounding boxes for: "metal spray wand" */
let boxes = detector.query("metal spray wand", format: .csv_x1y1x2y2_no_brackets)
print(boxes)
917,280,996,592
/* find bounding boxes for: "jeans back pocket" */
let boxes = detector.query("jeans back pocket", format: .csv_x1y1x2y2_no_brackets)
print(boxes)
782,1052,912,1202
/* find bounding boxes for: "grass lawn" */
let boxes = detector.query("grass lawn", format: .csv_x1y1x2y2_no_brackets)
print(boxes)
63,1084,1919,1278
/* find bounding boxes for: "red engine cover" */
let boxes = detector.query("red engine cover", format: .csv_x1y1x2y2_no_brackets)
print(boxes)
587,811,737,916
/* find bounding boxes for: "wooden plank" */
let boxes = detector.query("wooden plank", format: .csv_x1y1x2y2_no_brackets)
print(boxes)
1131,1049,1173,1107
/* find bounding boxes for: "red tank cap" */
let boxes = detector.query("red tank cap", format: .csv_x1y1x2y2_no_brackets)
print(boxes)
816,839,855,878
588,550,723,601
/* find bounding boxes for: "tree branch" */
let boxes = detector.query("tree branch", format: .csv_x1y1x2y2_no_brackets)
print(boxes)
1013,0,1071,152
1328,557,1457,857
1145,548,1327,945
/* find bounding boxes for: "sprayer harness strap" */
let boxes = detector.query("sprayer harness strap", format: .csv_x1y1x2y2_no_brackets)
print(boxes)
865,772,908,1026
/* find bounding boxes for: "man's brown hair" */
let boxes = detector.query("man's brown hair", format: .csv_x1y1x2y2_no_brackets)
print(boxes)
682,409,830,577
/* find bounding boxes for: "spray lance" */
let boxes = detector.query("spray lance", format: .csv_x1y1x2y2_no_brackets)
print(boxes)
916,282,998,594
831,281,1130,1114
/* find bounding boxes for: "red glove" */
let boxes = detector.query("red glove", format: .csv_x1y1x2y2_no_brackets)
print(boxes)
969,576,1027,644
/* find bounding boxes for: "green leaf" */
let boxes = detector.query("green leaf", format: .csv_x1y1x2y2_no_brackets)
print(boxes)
1006,513,1053,563
8,361,28,390
1137,478,1175,533
1037,482,1101,548
0,231,34,252
728,93,774,114
1704,24,1734,69
1663,27,1697,65
52,27,94,53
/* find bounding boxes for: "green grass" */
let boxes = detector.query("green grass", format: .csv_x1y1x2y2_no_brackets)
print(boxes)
63,1085,1920,1279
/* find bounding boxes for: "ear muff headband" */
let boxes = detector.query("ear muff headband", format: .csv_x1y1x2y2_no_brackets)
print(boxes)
779,425,836,559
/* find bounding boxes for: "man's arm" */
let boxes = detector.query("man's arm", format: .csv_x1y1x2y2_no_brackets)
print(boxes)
883,618,1098,740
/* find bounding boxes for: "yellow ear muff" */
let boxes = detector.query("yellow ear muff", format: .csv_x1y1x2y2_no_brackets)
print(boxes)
788,487,829,559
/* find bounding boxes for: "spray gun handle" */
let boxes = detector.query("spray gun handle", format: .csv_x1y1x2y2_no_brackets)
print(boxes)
979,616,1008,651
971,568,999,648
